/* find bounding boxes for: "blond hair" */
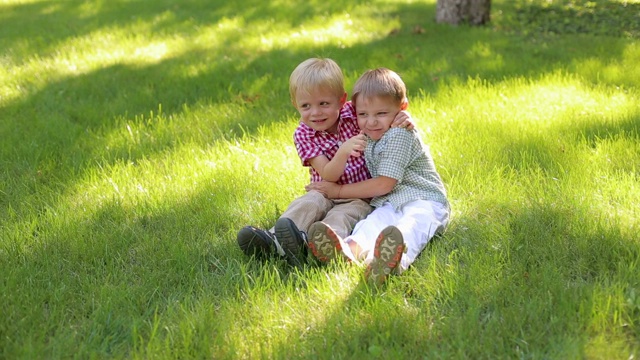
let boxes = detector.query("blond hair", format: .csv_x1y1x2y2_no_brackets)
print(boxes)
352,68,407,106
289,58,345,103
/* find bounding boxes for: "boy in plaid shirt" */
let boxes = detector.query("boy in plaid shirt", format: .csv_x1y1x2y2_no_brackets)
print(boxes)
237,59,412,266
306,68,450,285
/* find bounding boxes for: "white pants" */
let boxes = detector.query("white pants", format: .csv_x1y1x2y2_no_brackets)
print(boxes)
340,200,449,272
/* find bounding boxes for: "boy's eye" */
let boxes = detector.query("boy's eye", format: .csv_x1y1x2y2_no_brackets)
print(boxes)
320,101,329,106
377,112,388,116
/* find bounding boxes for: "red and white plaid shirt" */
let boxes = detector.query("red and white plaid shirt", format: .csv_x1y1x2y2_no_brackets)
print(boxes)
294,101,371,184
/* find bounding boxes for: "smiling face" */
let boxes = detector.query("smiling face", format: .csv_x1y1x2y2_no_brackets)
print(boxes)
356,95,406,140
294,87,347,133
351,68,409,140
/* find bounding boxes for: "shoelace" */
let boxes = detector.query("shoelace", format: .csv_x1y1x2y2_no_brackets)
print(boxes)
271,233,286,257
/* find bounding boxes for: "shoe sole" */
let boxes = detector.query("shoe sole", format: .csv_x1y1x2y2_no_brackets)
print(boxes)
307,222,348,264
274,218,304,267
365,226,405,286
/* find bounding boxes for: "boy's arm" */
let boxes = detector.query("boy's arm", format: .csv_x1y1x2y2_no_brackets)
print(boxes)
306,176,397,199
307,128,414,199
307,133,366,182
308,155,345,182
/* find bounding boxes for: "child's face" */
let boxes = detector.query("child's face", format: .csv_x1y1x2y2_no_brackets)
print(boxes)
294,87,346,133
356,96,403,140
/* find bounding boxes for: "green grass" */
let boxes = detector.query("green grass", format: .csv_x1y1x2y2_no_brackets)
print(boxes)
1,0,639,358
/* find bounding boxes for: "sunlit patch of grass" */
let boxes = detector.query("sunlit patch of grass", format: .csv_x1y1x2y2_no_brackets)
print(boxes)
1,0,639,358
409,73,638,242
1,30,184,105
0,1,400,107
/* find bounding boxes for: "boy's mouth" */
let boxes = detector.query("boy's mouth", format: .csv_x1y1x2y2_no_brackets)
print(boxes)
365,128,386,139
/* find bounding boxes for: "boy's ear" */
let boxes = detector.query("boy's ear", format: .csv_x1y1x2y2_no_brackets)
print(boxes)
400,98,409,110
339,92,347,104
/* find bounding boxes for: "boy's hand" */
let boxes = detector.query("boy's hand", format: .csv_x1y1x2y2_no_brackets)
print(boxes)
339,132,366,158
305,181,341,199
391,110,415,130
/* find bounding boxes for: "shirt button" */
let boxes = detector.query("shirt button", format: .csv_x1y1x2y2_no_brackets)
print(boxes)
337,141,343,145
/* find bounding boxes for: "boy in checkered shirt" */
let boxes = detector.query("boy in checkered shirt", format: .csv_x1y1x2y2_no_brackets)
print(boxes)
237,59,412,266
306,68,450,285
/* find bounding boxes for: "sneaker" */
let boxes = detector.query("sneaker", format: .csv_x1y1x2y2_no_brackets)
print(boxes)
307,222,349,264
236,226,276,260
274,217,308,267
365,226,405,286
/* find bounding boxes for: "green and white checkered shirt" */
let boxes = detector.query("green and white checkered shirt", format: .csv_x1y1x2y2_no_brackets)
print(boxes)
364,127,449,210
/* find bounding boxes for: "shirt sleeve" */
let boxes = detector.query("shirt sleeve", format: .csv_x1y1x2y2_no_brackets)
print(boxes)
340,101,356,121
294,126,323,166
375,128,415,182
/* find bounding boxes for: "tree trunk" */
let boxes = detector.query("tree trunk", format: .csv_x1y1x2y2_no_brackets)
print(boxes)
436,0,491,26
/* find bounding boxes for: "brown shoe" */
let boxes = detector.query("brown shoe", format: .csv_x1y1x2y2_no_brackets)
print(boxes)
365,226,405,286
307,222,349,264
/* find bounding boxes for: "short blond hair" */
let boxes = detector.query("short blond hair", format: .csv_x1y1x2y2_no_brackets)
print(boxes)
289,58,345,103
352,68,407,106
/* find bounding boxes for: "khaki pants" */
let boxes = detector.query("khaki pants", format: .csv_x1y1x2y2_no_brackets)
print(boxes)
274,190,372,239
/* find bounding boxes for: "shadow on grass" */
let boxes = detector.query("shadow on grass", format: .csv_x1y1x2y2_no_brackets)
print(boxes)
1,0,639,355
0,0,362,57
503,0,640,38
566,110,640,146
258,201,639,357
1,0,634,161
1,171,258,356
2,16,635,221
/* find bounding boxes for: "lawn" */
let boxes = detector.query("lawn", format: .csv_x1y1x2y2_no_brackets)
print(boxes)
1,0,639,358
